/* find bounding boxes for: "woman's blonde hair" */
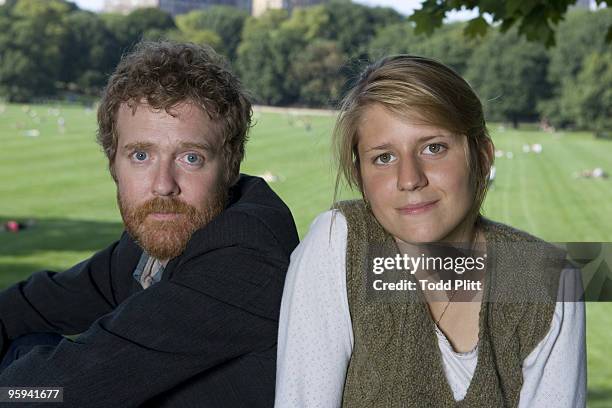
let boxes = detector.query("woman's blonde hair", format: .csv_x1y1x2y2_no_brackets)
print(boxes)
333,55,493,224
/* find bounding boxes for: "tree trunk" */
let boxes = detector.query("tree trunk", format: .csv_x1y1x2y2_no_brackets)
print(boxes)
512,115,519,129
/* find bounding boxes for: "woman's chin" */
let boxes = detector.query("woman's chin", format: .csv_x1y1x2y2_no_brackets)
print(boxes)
393,229,446,244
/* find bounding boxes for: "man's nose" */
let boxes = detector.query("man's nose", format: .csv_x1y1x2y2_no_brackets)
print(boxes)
152,159,180,196
397,157,428,191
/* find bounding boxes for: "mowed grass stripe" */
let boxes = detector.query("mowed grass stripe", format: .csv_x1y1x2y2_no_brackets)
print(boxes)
586,303,612,398
0,138,100,168
488,130,522,224
551,134,612,240
531,138,586,240
549,138,611,240
245,132,331,167
1,171,110,197
484,129,612,241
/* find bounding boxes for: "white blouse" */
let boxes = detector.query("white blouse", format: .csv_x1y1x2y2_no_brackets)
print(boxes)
275,211,586,408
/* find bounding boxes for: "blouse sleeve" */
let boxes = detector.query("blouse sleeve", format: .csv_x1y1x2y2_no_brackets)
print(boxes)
518,267,587,407
275,211,354,408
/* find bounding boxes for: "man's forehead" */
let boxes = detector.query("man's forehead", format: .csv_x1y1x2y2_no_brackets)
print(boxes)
116,100,223,146
119,99,211,119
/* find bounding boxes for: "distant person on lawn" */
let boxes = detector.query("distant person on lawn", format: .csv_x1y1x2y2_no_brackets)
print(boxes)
0,41,298,407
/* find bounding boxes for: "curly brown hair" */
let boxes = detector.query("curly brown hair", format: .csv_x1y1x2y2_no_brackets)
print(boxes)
97,41,252,185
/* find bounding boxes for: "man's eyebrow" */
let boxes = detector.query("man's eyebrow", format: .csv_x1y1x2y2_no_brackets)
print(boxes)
122,142,154,151
179,142,214,152
121,141,215,152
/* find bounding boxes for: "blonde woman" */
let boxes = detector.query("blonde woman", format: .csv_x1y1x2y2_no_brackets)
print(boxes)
275,55,585,407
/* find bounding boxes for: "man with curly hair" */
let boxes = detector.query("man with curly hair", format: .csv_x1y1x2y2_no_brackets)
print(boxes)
0,41,298,407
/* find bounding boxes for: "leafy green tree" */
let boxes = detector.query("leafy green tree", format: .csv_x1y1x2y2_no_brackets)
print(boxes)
547,52,612,135
168,25,222,52
60,11,118,93
289,40,345,107
367,21,480,75
236,10,297,105
0,0,74,101
280,4,330,43
236,2,402,106
539,9,611,128
465,29,549,127
101,7,175,54
318,1,402,57
175,6,248,60
366,22,419,57
572,52,612,135
410,0,609,47
548,9,611,85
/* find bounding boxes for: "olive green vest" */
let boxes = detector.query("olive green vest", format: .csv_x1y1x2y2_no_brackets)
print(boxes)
336,200,563,408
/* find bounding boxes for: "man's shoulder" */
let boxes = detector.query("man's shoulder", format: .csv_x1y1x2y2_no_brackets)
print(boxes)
166,175,298,320
179,174,298,262
226,174,295,232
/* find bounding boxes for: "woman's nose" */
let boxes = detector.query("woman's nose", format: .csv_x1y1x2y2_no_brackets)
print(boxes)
397,158,427,191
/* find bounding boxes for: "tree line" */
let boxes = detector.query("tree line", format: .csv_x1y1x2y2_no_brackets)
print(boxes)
0,0,609,134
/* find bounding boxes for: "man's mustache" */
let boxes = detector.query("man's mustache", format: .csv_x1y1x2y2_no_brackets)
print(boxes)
132,197,197,222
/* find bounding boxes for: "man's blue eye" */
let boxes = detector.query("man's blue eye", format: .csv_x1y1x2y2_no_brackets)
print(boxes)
184,153,203,165
134,152,147,161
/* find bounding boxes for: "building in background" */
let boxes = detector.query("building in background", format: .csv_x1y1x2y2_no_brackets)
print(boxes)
252,0,327,17
103,0,157,14
103,0,251,16
103,0,327,16
251,0,280,17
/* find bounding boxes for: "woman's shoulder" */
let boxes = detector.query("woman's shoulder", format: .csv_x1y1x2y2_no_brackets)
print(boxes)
331,200,369,226
285,211,349,298
306,209,347,237
295,210,348,258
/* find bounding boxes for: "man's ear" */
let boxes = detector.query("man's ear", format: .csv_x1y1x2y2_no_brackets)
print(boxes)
109,163,118,183
226,171,239,188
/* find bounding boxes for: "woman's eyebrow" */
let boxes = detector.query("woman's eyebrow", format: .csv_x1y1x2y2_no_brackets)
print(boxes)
417,134,451,142
363,134,451,152
364,143,393,152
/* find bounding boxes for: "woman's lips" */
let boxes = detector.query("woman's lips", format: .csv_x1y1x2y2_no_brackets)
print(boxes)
396,200,439,215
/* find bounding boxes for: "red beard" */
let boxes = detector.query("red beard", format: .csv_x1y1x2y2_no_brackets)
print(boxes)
118,190,226,260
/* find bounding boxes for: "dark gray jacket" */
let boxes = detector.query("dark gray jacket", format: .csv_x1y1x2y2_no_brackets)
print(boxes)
0,175,299,407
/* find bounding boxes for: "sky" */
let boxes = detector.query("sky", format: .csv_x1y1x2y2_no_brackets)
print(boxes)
72,0,477,21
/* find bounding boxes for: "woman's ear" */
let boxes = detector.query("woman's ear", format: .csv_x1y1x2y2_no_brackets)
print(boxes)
353,156,363,191
483,138,495,173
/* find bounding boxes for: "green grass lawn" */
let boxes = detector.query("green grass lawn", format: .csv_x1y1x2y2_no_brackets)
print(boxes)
1,103,611,405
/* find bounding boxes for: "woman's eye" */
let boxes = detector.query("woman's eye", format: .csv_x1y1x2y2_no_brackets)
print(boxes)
375,152,396,165
182,153,203,165
423,143,446,155
132,151,147,161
